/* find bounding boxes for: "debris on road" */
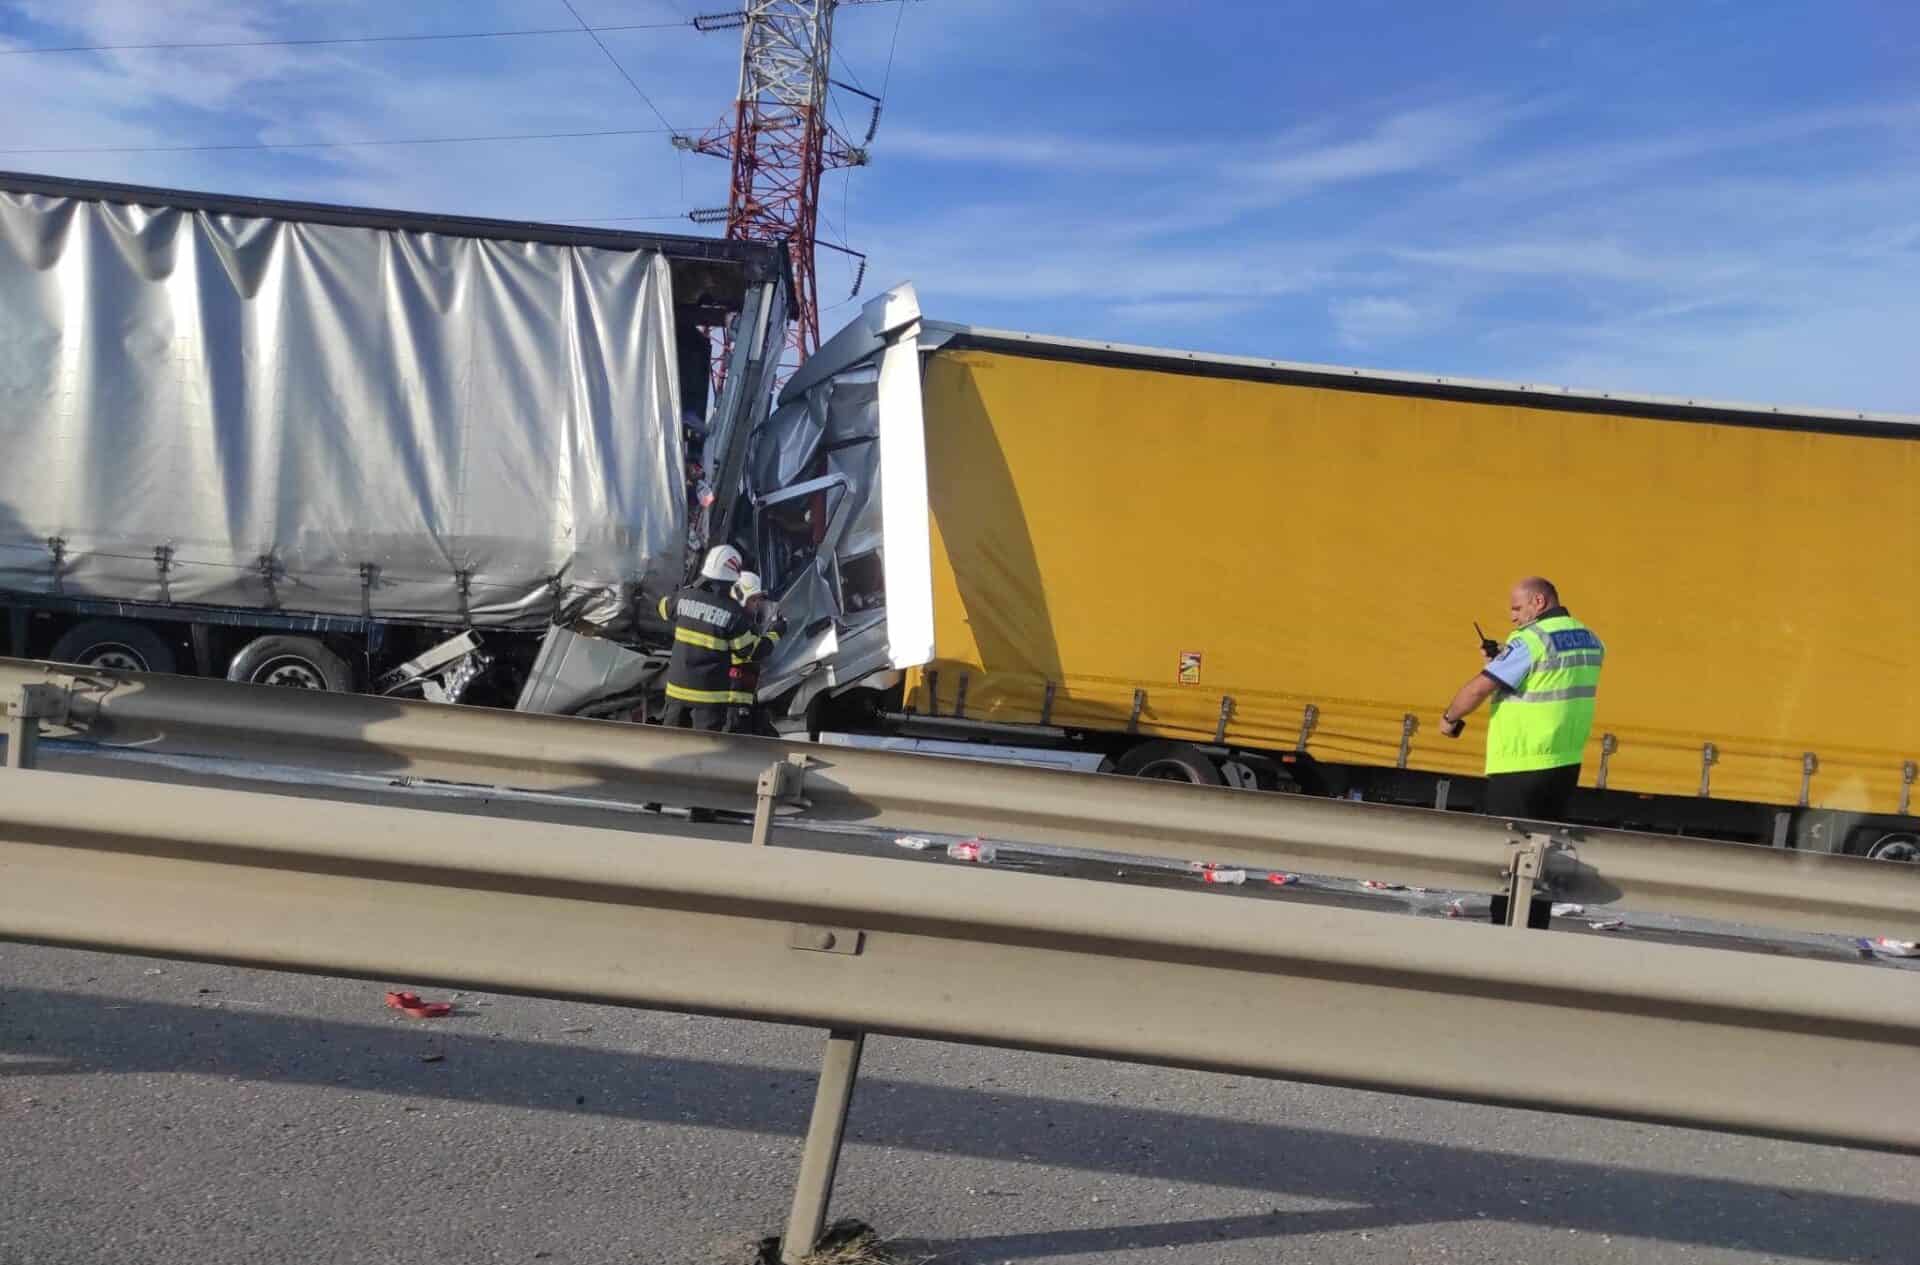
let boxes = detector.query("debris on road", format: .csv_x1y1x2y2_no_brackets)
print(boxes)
1551,902,1585,917
1266,872,1298,886
1363,879,1406,891
892,835,935,851
945,838,996,864
1201,866,1247,886
756,1219,912,1265
1857,937,1920,958
385,990,454,1019
1590,918,1627,931
419,1053,445,1063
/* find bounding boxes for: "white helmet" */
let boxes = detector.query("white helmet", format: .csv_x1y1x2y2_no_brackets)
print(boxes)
700,544,743,582
732,571,764,604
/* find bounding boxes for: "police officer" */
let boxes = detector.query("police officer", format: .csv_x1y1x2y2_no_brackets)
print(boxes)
656,545,757,731
725,571,788,736
1438,576,1604,821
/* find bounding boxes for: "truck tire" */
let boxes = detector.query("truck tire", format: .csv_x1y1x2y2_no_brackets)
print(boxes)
226,636,353,691
1114,740,1223,786
1865,832,1919,863
48,619,178,675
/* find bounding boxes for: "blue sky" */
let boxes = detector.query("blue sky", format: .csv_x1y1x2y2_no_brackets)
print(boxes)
2,0,1915,411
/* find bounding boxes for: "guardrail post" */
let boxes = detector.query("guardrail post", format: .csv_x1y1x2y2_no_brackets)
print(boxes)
781,1028,866,1264
4,684,67,770
753,753,812,847
1500,830,1567,929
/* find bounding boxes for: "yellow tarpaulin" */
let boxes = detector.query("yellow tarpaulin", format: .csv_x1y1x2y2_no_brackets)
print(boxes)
905,347,1920,814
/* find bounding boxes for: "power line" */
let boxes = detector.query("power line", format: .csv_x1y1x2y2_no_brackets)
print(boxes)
556,213,696,224
879,0,908,98
0,21,690,56
558,0,677,132
826,1,915,304
0,127,684,157
833,46,870,96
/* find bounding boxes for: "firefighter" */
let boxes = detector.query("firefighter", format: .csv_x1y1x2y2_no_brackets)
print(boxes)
656,545,757,731
725,571,787,736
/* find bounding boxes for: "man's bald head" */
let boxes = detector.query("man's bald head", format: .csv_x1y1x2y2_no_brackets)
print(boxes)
1517,576,1559,606
1508,576,1560,626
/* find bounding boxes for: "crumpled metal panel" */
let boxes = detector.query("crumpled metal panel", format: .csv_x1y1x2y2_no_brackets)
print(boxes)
752,286,931,707
825,384,884,559
0,189,685,627
749,391,825,497
514,626,659,715
823,376,879,442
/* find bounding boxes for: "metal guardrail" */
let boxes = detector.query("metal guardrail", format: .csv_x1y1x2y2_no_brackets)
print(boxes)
3,657,1917,941
1,768,1916,1263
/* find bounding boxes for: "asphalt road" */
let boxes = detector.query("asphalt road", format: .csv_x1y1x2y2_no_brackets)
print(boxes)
4,742,1918,1263
4,939,1916,1265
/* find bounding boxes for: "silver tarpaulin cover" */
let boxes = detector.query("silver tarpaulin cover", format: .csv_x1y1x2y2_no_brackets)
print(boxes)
0,189,684,627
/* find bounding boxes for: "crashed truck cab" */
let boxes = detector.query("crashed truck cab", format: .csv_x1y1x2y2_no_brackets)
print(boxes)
738,286,938,731
516,285,932,724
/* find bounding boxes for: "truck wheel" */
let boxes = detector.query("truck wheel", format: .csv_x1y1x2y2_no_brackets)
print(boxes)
1219,754,1290,791
48,620,178,674
1115,740,1223,786
226,636,353,691
1865,832,1919,863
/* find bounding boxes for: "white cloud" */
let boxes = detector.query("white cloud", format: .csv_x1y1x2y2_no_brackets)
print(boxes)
1110,297,1257,325
880,125,1185,171
878,102,1523,205
1235,101,1516,193
7,0,325,112
4,4,1912,414
0,1,724,226
1392,240,1690,285
1450,101,1920,202
1329,295,1422,347
1507,295,1920,416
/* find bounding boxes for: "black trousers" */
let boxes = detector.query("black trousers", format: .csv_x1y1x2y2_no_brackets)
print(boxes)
1484,763,1581,822
660,699,729,732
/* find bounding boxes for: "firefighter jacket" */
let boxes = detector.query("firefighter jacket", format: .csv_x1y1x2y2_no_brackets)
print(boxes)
658,581,758,705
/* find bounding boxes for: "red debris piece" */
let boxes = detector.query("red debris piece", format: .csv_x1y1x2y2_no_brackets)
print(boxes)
1266,872,1298,887
385,990,453,1019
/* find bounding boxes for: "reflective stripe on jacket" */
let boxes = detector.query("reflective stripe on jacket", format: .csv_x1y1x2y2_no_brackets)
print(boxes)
1485,612,1604,775
659,582,756,706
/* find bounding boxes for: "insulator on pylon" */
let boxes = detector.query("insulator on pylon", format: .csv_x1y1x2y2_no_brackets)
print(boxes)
850,260,867,298
864,103,882,144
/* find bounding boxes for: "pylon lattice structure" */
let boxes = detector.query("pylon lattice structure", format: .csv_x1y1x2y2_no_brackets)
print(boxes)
682,1,870,365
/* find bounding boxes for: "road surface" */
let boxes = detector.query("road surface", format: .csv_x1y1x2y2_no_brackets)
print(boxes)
3,939,1915,1265
3,742,1916,1262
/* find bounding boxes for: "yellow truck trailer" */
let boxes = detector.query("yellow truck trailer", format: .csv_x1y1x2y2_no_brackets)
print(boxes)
748,287,1919,858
